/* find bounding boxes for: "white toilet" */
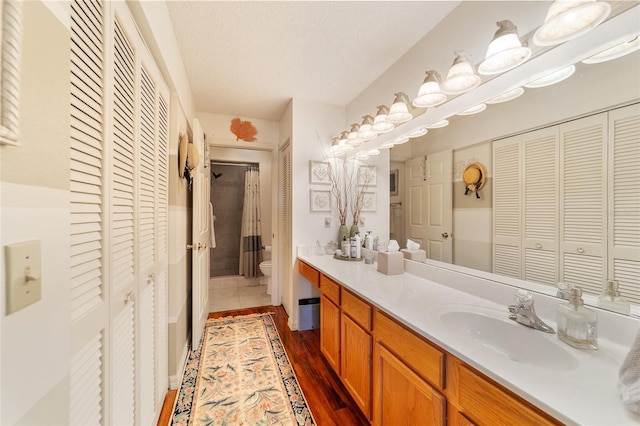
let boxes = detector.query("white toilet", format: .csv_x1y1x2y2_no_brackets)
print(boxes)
259,246,272,295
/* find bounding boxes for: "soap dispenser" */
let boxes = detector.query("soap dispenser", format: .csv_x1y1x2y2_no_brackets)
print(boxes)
598,280,631,315
557,287,598,349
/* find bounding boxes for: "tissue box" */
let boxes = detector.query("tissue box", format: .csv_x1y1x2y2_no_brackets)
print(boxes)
400,249,426,262
377,251,404,275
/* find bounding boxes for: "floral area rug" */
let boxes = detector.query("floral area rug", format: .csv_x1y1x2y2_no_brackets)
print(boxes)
171,313,316,425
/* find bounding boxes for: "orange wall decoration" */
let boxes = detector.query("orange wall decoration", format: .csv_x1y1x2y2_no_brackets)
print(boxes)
230,118,258,142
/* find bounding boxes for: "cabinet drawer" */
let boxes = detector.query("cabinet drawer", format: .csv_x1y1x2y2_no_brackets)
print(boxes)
298,260,319,288
374,310,445,389
458,364,559,426
342,290,372,332
320,274,340,305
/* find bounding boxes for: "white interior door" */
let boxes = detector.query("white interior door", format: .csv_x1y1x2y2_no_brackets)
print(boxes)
425,150,452,263
405,156,427,249
191,118,210,348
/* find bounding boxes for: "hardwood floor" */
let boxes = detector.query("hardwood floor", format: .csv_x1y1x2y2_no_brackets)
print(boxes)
157,305,369,426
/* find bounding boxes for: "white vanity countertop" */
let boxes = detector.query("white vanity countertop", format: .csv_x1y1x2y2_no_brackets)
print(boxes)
298,253,640,426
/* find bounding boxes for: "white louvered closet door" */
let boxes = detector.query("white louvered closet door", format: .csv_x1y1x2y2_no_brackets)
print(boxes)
523,127,559,286
69,0,107,424
559,113,608,296
493,136,522,279
608,104,640,305
278,142,292,311
110,6,137,425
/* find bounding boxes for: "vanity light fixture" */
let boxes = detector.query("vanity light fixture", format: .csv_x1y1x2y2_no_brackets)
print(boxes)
387,92,413,124
392,136,410,145
478,20,531,76
357,115,378,140
371,105,395,133
533,0,611,47
582,36,640,64
524,64,576,88
412,70,447,108
347,123,363,146
441,52,482,95
485,87,525,104
456,103,487,116
426,119,450,129
407,127,428,138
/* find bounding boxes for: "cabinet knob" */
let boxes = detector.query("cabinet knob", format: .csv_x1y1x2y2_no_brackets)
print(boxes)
535,243,542,249
124,291,135,304
577,247,585,254
187,244,197,250
442,232,449,239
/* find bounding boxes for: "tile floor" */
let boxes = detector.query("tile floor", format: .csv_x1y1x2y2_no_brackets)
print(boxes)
208,275,272,312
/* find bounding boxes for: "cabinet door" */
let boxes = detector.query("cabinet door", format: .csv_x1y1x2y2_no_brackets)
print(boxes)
560,113,607,295
373,344,445,426
320,295,341,374
341,313,372,419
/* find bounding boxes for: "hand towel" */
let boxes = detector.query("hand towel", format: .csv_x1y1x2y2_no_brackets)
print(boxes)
619,327,640,414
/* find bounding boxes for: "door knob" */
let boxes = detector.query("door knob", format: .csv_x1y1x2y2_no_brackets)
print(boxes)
187,244,197,250
442,232,449,239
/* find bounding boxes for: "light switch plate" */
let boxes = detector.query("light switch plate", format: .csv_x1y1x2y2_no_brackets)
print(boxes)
5,240,42,314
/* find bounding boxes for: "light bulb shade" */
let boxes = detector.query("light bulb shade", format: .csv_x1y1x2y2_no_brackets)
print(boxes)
387,92,413,124
441,52,482,95
380,142,395,149
485,87,525,104
533,0,611,46
367,149,381,156
525,65,575,88
357,115,378,140
393,136,410,145
407,127,428,138
413,70,447,108
427,119,450,129
338,131,349,146
355,153,369,160
478,21,531,75
372,105,395,133
583,37,640,64
457,103,487,116
347,123,362,146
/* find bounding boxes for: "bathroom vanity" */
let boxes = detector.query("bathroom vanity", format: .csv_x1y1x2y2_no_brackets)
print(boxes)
298,254,640,425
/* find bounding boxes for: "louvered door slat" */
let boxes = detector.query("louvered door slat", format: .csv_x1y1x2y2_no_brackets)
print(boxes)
70,333,103,426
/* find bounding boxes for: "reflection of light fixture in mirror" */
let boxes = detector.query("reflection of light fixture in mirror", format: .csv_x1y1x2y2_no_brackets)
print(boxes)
393,136,410,145
441,52,482,95
427,119,450,129
412,70,447,108
387,92,413,124
357,115,377,140
347,123,363,146
485,87,525,104
525,65,576,88
355,153,369,160
367,148,381,156
478,20,531,75
372,105,395,133
338,130,349,146
407,127,428,138
380,142,395,149
533,0,611,47
457,103,487,116
582,36,640,64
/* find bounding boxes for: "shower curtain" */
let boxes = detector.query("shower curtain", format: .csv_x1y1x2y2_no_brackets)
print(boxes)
239,167,263,278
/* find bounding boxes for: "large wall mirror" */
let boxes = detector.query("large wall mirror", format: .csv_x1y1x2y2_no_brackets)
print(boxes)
387,6,639,317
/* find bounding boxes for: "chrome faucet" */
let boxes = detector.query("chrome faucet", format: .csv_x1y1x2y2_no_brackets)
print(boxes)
508,290,555,334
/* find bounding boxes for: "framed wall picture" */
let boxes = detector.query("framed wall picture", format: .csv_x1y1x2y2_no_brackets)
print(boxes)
361,192,376,211
390,169,399,196
309,160,331,184
310,189,331,212
358,165,376,186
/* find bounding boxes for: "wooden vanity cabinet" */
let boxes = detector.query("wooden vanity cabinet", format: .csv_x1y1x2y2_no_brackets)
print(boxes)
298,260,320,287
373,310,446,426
446,357,561,426
341,290,373,419
320,275,341,374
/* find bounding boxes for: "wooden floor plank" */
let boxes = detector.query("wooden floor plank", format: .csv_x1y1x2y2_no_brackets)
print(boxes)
158,305,368,426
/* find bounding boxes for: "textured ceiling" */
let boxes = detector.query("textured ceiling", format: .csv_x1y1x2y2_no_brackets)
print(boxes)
166,1,460,121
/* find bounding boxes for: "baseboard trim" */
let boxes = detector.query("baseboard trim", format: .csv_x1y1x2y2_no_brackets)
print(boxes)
169,340,190,390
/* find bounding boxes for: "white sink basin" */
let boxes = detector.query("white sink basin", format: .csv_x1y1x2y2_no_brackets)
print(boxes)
434,304,579,371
